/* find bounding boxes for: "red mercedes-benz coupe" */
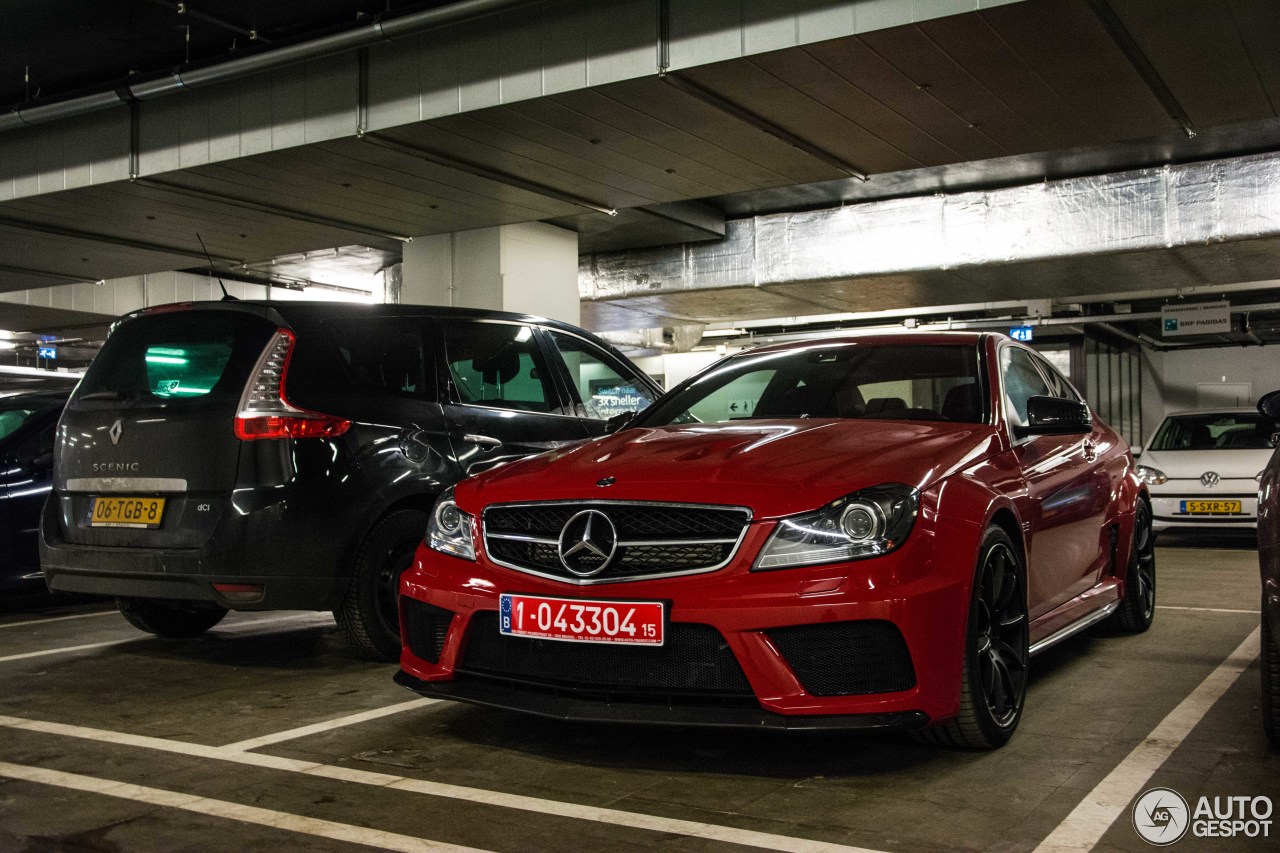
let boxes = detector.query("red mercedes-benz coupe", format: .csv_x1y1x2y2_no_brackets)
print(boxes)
395,333,1154,748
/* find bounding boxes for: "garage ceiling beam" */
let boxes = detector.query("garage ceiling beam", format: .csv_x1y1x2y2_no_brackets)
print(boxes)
1086,0,1197,138
360,131,619,218
0,262,92,284
0,0,540,132
135,177,414,243
660,72,869,181
0,216,242,266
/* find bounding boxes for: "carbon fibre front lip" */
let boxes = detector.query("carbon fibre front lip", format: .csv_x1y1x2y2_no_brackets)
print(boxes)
393,670,930,732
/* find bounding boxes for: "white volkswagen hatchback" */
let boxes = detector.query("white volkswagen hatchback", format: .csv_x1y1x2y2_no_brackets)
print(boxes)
1137,408,1278,534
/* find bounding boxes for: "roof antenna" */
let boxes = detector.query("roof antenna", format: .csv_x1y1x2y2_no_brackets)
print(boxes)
197,233,237,301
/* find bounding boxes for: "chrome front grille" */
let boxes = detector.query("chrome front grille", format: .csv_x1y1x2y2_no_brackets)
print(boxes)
482,501,752,584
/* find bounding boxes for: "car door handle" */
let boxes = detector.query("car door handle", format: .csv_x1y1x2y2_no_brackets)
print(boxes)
464,433,503,449
1082,439,1098,461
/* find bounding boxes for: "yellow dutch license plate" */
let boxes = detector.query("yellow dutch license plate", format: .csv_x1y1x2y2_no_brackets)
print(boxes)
89,496,167,529
1180,500,1242,515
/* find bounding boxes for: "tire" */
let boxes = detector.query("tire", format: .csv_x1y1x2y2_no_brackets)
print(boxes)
1263,611,1280,749
337,509,428,661
1112,498,1156,633
117,597,228,638
919,526,1029,749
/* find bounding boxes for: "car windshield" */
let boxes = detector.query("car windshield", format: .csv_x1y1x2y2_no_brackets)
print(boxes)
1150,412,1279,450
634,342,984,427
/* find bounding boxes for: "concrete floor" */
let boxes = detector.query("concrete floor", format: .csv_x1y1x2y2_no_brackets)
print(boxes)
0,537,1275,852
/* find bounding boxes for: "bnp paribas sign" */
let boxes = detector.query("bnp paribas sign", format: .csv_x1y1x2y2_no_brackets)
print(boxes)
1161,300,1232,337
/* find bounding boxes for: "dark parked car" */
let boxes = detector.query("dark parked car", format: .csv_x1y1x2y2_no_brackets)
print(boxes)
2,390,68,591
40,301,659,659
1257,389,1280,747
397,333,1151,748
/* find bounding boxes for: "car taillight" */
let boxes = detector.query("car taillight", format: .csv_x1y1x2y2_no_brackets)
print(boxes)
234,328,351,440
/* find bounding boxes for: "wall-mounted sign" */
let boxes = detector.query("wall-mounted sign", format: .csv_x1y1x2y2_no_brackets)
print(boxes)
1161,301,1231,337
1009,326,1034,342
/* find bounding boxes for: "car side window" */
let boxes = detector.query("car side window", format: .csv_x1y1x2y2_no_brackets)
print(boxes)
545,330,657,420
1000,346,1054,428
441,321,558,414
1030,353,1080,402
328,319,427,397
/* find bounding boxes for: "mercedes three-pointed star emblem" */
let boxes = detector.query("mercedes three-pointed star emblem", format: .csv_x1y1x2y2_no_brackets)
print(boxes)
109,418,123,446
557,509,618,577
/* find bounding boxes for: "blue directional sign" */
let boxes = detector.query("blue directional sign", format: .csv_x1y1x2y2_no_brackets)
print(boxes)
1009,326,1034,342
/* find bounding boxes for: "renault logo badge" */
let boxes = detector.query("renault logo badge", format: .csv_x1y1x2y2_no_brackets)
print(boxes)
558,509,618,577
1200,471,1220,487
109,419,123,446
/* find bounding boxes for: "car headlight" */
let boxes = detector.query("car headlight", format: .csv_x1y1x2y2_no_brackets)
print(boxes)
427,487,475,561
1136,464,1167,486
753,484,919,571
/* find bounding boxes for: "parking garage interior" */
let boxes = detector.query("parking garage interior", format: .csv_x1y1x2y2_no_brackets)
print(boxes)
1,1,1278,851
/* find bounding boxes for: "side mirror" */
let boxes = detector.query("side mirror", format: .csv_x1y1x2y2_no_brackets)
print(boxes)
1015,396,1092,438
604,411,635,435
1259,390,1280,419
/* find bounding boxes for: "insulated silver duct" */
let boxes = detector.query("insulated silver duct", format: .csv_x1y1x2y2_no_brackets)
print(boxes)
0,0,537,132
580,151,1280,303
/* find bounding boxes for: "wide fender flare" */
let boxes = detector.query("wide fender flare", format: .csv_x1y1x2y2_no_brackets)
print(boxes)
928,475,1027,596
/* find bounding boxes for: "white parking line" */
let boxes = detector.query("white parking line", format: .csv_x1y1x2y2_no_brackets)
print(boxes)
0,613,334,664
0,760,490,853
0,714,882,853
0,610,117,629
0,639,135,663
222,699,440,752
1033,626,1260,852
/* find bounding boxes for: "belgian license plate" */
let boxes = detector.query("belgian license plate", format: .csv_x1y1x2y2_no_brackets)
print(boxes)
1180,500,1242,514
499,593,664,646
89,496,166,529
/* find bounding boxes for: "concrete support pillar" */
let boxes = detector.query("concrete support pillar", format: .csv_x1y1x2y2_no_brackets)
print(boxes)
400,222,579,325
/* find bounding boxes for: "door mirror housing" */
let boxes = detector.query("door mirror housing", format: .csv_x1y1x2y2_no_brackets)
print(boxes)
604,411,635,434
1259,390,1280,419
1015,396,1092,438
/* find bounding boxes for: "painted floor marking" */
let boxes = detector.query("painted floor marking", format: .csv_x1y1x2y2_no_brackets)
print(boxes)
0,612,333,664
215,612,337,632
0,610,117,629
1156,605,1260,614
0,715,882,853
0,760,489,853
0,638,134,663
222,699,440,752
1033,625,1260,853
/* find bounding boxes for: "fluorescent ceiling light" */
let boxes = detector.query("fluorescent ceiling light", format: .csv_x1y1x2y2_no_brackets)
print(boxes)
701,329,745,338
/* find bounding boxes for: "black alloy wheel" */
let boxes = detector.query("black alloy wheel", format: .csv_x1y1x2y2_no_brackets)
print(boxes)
1113,499,1156,633
337,509,429,661
919,525,1028,749
973,534,1029,731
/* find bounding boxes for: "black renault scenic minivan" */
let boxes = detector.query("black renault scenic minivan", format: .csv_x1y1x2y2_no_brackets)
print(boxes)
41,301,659,659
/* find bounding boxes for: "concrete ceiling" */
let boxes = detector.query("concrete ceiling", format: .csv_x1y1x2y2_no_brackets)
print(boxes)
2,0,1280,346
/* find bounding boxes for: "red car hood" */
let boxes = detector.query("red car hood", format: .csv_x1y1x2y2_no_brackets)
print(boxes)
461,419,1001,519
